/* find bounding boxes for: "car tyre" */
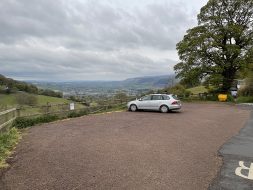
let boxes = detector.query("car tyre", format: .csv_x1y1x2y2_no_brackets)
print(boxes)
130,104,137,112
160,105,169,113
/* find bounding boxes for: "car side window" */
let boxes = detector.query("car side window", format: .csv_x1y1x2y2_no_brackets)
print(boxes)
162,95,170,100
142,95,152,101
152,95,163,100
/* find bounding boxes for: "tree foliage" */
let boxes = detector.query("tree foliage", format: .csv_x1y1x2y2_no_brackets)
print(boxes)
175,0,253,91
0,74,38,94
158,84,191,97
239,62,253,96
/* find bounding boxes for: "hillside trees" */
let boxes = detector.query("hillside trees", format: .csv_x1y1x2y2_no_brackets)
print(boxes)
175,0,253,92
0,74,62,98
0,74,38,94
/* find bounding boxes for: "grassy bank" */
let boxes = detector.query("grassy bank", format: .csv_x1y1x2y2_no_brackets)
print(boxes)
237,96,253,103
0,128,21,168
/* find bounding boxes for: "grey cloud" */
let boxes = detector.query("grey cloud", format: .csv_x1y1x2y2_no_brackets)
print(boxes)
0,43,176,80
0,0,195,49
0,0,202,81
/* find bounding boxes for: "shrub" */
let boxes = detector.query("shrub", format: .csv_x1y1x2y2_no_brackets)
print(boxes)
67,110,88,118
36,115,59,123
227,94,235,102
12,117,35,128
12,115,59,129
206,94,219,101
166,84,191,98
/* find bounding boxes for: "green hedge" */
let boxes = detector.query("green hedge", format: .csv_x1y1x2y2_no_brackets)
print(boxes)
12,115,59,129
67,110,88,118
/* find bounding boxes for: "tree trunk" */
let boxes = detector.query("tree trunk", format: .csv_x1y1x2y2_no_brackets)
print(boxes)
222,69,236,92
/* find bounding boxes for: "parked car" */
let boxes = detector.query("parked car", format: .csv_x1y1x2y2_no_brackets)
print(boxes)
127,94,181,113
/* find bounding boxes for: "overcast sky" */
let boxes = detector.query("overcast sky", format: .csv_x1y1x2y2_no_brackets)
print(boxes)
0,0,208,81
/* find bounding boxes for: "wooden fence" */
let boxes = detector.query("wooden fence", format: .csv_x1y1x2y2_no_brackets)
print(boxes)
0,108,19,132
0,98,131,132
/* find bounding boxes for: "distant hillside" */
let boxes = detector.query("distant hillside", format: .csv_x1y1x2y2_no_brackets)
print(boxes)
122,75,176,88
32,75,177,96
35,75,176,89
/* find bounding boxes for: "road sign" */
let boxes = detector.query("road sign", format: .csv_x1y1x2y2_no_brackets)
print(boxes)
70,103,75,110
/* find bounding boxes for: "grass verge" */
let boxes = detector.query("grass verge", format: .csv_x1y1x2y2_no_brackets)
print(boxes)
0,128,21,168
237,96,253,103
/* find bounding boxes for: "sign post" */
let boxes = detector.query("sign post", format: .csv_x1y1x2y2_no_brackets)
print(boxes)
70,103,75,111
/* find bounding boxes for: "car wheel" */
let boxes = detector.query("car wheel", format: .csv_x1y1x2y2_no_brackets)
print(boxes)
130,104,137,112
160,105,169,113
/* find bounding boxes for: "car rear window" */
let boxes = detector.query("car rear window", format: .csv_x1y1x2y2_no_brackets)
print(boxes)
172,95,179,100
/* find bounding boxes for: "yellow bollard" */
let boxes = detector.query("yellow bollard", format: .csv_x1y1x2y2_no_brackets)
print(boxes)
218,94,228,102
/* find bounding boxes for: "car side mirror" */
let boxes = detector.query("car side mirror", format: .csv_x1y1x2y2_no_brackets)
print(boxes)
139,98,142,101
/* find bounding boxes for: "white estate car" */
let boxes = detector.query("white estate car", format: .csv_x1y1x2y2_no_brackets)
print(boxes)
127,94,181,113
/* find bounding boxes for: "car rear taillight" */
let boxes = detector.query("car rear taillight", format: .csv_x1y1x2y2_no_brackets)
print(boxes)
171,101,179,105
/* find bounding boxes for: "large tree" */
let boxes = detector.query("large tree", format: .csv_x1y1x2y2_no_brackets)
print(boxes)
174,0,253,91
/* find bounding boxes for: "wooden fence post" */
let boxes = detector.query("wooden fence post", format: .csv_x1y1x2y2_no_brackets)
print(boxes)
46,102,50,114
16,107,20,117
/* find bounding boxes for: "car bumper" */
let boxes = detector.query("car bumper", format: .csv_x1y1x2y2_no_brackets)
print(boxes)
169,105,181,110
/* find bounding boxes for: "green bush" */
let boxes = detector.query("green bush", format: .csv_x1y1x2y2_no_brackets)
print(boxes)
12,117,36,128
67,110,88,118
206,94,219,101
165,84,191,98
12,115,59,129
227,94,235,102
36,115,59,123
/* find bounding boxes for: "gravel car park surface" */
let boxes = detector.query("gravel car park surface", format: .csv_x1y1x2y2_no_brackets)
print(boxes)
0,103,250,190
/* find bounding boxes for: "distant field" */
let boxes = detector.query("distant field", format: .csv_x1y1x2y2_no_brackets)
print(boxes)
0,94,17,108
187,86,208,94
0,93,86,116
36,95,71,105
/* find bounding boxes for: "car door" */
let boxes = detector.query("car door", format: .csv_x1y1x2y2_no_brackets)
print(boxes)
150,95,163,110
138,95,152,109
